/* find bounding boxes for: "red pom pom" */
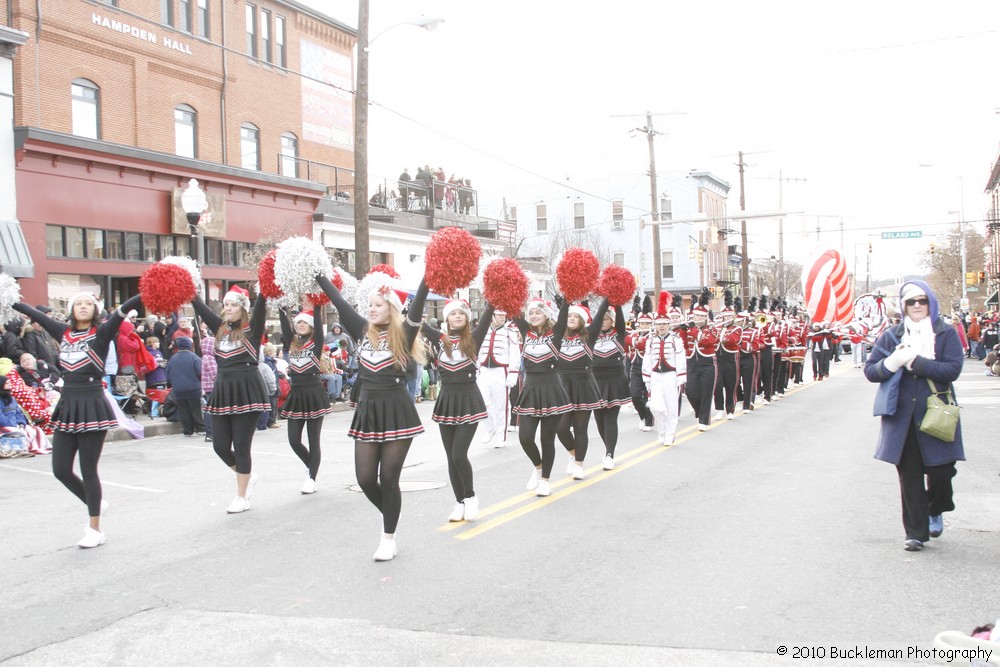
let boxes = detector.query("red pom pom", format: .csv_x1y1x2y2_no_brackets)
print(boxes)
370,263,400,279
424,226,482,295
597,265,636,307
331,270,344,291
483,258,529,317
556,248,600,302
305,292,330,307
258,250,283,299
140,263,195,315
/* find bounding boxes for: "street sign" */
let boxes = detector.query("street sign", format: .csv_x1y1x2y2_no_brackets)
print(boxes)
880,231,923,239
728,254,741,267
960,297,970,310
967,287,979,293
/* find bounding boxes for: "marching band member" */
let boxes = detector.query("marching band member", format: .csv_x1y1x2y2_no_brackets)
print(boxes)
476,309,521,447
625,312,655,431
592,302,631,469
642,292,686,445
771,303,790,398
683,289,719,432
713,290,742,421
736,297,760,414
667,293,688,415
808,320,833,380
556,300,609,480
787,308,808,385
756,295,774,405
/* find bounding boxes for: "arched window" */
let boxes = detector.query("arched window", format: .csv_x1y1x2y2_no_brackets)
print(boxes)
240,123,260,170
175,104,197,158
280,132,298,178
71,78,100,139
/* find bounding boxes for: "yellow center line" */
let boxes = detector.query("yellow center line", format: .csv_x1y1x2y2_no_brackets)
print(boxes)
442,368,842,539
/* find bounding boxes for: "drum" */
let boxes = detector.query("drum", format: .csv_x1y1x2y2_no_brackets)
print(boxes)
787,347,806,363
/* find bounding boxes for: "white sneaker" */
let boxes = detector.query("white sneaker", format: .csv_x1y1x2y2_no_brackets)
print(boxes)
713,410,725,421
526,468,541,491
226,496,250,514
480,429,495,444
100,500,109,516
536,480,551,497
639,424,652,432
463,496,479,521
507,424,517,432
246,472,259,500
566,456,576,476
300,478,317,495
570,464,585,480
77,527,106,549
726,413,735,420
493,439,505,449
761,399,770,405
698,424,708,432
602,454,615,470
448,502,465,522
373,536,397,562
658,434,668,446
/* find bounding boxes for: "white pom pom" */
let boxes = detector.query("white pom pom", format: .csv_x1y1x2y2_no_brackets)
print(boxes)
355,271,402,313
0,273,21,323
274,236,332,298
160,256,203,298
334,267,358,307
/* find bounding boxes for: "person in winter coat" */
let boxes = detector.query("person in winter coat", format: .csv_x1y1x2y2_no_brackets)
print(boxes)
144,337,168,417
165,337,203,436
200,335,217,441
2,317,25,363
21,307,60,368
256,356,277,431
865,280,964,553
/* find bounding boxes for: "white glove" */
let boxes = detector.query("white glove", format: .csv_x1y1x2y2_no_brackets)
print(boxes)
504,373,519,388
883,345,916,372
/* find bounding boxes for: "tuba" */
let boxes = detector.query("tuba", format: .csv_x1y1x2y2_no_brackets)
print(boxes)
755,313,768,327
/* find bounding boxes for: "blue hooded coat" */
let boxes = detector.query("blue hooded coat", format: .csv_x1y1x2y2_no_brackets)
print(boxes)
864,279,964,466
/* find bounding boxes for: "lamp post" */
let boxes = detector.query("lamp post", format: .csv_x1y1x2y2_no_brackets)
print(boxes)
353,4,443,278
180,178,207,264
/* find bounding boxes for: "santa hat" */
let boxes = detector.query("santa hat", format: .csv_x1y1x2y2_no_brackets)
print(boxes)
68,292,104,315
526,298,556,323
223,285,251,313
293,309,315,330
568,303,591,325
443,299,472,321
356,269,409,313
654,290,672,324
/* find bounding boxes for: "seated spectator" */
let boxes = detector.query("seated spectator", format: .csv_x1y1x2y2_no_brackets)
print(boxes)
12,353,54,430
318,344,344,402
0,357,51,454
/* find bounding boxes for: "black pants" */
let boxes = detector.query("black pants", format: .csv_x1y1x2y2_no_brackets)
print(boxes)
508,383,521,427
791,361,804,384
686,358,717,425
175,396,205,435
440,423,476,501
772,354,788,395
288,417,324,480
713,350,738,414
757,345,773,400
202,392,213,438
738,353,757,410
557,409,592,462
51,430,106,517
518,414,559,478
594,406,621,457
629,363,654,426
355,439,412,534
896,425,957,542
212,412,260,474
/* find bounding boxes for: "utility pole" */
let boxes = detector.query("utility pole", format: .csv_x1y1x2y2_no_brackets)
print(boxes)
739,152,750,301
757,170,806,297
353,0,371,278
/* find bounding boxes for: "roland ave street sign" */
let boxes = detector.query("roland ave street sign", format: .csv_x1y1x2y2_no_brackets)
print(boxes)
881,231,923,239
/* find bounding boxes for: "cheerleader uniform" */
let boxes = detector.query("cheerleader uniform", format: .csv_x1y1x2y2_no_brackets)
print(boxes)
278,308,332,490
14,295,142,538
591,304,631,466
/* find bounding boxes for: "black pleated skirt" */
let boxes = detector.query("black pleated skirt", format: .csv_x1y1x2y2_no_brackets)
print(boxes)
592,365,632,408
50,380,117,433
206,365,269,415
514,372,573,417
559,371,602,411
281,375,333,420
349,383,424,443
432,381,487,425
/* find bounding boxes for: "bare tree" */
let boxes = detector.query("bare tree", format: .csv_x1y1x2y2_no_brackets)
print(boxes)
919,224,987,311
749,258,804,304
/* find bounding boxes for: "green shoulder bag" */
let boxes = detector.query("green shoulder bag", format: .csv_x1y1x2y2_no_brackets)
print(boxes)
919,378,960,443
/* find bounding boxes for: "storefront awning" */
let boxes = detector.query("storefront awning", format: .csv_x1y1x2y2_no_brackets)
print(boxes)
0,219,34,278
987,290,998,306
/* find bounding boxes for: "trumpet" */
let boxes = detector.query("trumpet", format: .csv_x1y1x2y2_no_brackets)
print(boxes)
755,313,768,327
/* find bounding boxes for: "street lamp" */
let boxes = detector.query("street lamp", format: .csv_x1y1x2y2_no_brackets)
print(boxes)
180,178,207,264
354,4,444,278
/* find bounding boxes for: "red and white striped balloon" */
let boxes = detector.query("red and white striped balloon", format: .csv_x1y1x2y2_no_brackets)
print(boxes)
801,246,853,324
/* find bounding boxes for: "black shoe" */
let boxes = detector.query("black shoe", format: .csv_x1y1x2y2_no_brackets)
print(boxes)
204,436,212,442
903,539,923,552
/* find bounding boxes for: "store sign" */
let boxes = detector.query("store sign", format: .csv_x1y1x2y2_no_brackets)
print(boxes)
170,188,227,237
92,13,194,55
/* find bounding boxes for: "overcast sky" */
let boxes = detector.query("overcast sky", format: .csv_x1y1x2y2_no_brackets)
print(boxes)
305,1,1000,280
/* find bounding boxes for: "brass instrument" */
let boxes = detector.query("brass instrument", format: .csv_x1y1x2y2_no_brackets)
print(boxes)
755,313,768,327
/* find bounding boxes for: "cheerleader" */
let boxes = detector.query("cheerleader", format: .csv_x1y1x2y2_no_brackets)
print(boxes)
556,301,608,480
13,292,143,547
590,302,631,470
191,286,270,514
424,299,493,522
317,273,428,561
513,298,573,497
278,307,333,494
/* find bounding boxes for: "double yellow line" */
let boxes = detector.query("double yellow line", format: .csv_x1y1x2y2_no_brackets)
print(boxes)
438,366,842,540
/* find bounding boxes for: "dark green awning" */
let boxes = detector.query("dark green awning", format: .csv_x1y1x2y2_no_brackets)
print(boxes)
986,290,998,306
0,219,34,278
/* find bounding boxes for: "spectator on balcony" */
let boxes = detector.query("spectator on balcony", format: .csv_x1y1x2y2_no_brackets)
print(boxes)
397,167,411,211
433,167,446,209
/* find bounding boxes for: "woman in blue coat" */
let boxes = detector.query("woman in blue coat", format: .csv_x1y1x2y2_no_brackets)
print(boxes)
864,280,964,552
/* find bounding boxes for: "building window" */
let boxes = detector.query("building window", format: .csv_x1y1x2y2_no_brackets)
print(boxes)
661,251,674,280
222,241,236,266
280,132,298,177
175,235,190,258
71,79,100,140
46,226,63,257
574,201,585,230
240,123,260,170
613,251,625,267
612,199,623,229
660,197,672,224
179,0,191,32
161,0,174,25
106,231,124,260
160,236,176,259
275,15,286,67
536,203,547,232
245,4,257,58
260,9,272,63
206,239,222,265
174,104,197,158
196,0,209,37
65,227,84,258
142,235,159,262
125,233,142,261
86,230,105,259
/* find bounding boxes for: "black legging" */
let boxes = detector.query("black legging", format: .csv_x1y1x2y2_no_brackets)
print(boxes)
355,439,412,534
557,410,592,462
51,430,106,517
593,406,621,457
518,415,559,478
629,364,654,427
440,423,476,501
212,412,260,474
288,417,324,480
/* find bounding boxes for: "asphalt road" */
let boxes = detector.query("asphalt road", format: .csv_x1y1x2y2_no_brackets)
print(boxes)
2,359,998,666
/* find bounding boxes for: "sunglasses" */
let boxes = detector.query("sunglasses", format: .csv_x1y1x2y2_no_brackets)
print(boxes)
904,298,929,307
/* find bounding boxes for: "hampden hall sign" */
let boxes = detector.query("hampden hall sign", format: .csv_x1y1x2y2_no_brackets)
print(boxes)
91,13,194,55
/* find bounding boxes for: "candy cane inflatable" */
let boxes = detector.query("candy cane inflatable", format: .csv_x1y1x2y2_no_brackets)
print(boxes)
802,246,853,324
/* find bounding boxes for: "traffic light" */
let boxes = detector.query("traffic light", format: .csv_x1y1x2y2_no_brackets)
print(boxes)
867,241,872,254
979,271,986,284
929,241,935,255
696,247,704,264
688,243,696,259
966,272,976,286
